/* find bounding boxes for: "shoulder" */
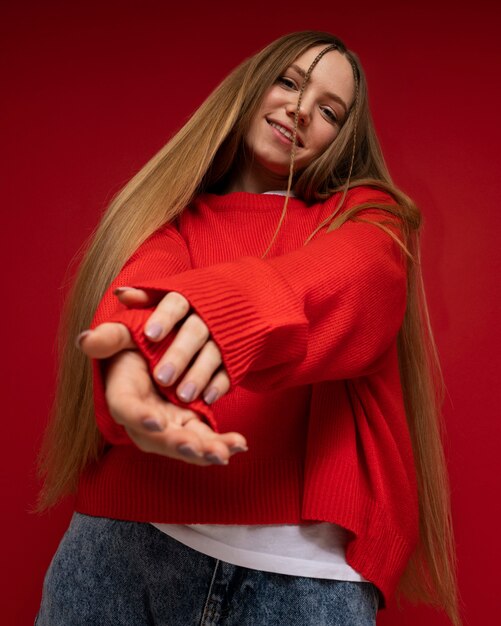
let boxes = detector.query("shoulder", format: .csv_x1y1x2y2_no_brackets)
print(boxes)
334,185,398,211
310,185,410,251
315,184,399,223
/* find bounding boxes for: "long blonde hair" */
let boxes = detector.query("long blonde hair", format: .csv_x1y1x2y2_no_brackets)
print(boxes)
36,30,462,625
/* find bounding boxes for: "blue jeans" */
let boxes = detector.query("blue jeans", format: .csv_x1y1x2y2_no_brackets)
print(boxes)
36,512,380,625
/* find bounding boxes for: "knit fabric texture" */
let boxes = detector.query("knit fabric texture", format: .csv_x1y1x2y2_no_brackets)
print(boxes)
75,186,420,608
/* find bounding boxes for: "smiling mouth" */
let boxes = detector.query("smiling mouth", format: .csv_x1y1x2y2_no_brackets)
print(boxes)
267,120,304,147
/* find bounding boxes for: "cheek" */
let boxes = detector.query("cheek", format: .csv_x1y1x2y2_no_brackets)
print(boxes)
246,101,270,139
244,115,263,150
311,126,338,157
260,87,288,112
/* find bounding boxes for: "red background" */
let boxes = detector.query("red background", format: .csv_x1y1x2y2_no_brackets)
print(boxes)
2,1,500,624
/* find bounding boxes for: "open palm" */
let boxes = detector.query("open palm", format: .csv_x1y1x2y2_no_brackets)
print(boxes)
105,349,247,465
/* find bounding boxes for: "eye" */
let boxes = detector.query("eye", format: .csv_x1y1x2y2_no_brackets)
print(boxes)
277,76,298,90
321,107,339,125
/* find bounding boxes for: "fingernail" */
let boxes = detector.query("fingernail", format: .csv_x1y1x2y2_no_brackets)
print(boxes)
142,418,163,432
156,363,175,385
230,445,248,454
178,382,196,402
203,387,218,405
145,322,163,340
205,453,228,466
75,330,91,349
178,444,200,459
113,286,134,295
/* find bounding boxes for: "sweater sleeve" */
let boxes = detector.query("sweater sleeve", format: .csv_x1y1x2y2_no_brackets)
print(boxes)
107,194,408,395
90,222,219,446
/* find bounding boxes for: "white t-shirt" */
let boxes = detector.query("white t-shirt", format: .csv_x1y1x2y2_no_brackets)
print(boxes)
152,522,368,581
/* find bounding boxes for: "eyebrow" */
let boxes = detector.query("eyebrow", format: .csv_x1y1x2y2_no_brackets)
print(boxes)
289,63,349,115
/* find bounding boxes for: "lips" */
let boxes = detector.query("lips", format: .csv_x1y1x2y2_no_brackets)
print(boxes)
266,119,304,147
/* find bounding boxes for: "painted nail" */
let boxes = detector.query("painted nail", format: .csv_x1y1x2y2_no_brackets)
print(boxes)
230,445,248,454
178,382,196,402
144,322,163,340
75,330,91,349
203,387,218,405
142,418,163,432
205,453,228,466
156,363,175,385
178,444,200,459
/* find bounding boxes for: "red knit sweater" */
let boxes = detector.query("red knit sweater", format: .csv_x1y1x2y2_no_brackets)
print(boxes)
76,186,419,608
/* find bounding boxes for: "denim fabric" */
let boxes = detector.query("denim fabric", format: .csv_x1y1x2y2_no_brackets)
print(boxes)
36,513,380,625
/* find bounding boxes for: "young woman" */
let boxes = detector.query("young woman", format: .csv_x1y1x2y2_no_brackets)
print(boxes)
36,31,462,625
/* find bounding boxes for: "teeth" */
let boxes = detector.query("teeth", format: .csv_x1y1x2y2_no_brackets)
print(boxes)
269,121,300,145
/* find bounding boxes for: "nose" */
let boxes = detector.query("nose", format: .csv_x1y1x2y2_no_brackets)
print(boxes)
286,100,310,126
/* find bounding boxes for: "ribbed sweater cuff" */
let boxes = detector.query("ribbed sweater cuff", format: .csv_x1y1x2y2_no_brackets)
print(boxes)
124,256,309,388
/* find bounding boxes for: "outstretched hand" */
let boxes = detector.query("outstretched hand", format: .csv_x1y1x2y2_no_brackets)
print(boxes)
79,287,231,405
77,287,245,465
102,349,247,465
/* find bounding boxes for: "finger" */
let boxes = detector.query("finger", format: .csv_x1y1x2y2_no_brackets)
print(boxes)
123,425,213,466
201,368,232,405
154,314,210,387
126,409,221,466
117,394,245,466
143,291,191,342
154,407,245,465
183,420,247,464
78,323,135,358
139,412,231,464
185,419,248,453
218,432,249,454
114,287,152,307
174,340,223,402
192,431,248,463
125,412,245,466
183,420,230,465
146,407,225,465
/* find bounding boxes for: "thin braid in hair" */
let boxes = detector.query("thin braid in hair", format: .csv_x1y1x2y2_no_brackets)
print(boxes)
304,54,360,243
261,44,338,258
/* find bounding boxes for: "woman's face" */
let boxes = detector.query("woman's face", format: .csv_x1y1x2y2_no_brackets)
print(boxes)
240,45,355,192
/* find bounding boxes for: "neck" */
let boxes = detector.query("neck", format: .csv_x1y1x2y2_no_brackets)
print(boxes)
220,153,293,195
